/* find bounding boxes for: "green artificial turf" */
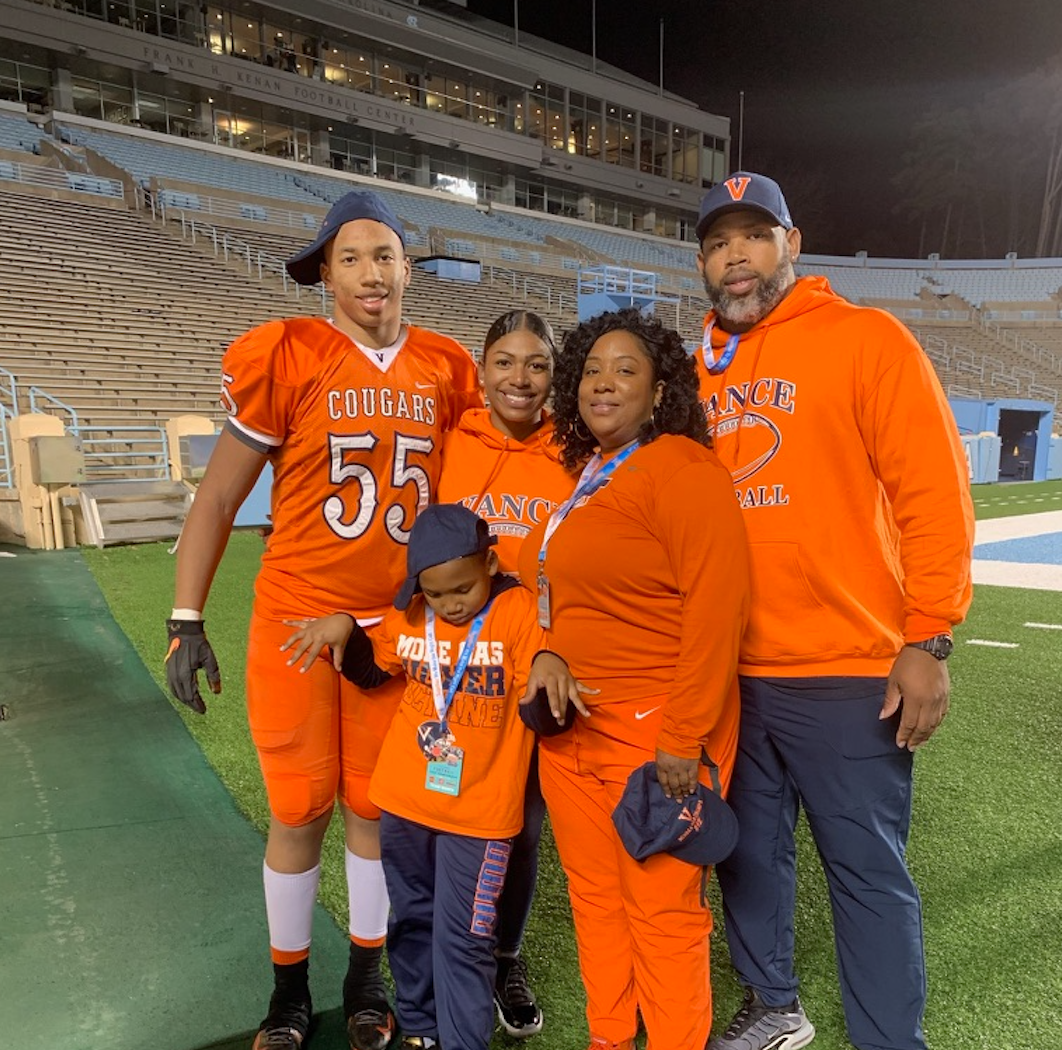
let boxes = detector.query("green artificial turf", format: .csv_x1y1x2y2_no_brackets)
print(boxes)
83,532,1062,1050
972,478,1062,519
82,533,585,1049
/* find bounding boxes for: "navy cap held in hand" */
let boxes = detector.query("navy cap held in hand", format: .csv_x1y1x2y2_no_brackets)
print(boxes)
612,760,739,867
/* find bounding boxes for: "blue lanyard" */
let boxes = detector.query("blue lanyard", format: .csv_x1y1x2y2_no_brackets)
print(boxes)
538,440,641,574
701,319,741,375
424,601,492,724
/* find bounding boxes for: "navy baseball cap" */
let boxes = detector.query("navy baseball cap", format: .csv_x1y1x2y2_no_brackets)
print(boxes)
612,761,739,867
394,504,497,611
519,686,578,737
695,172,793,244
285,190,406,286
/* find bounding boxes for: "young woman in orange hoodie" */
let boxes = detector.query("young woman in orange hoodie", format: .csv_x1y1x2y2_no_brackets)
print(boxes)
436,309,576,1039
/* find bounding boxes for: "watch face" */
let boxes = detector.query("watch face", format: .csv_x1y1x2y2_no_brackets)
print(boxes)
922,635,953,658
911,635,953,659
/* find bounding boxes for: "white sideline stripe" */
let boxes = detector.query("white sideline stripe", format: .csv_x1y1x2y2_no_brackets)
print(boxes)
967,639,1020,648
973,560,1062,591
974,510,1062,544
1024,622,1062,630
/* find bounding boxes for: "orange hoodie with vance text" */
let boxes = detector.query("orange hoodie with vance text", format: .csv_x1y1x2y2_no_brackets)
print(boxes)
696,275,974,677
437,408,576,573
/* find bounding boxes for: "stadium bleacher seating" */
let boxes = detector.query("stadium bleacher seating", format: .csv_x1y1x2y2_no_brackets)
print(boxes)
0,183,577,433
0,119,1059,465
803,262,929,303
0,112,44,153
293,172,549,248
59,125,322,206
797,258,1062,311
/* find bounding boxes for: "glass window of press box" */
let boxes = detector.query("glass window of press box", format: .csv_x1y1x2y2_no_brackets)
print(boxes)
20,0,727,190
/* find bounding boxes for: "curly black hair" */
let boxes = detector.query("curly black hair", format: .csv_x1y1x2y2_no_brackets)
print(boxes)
551,307,709,469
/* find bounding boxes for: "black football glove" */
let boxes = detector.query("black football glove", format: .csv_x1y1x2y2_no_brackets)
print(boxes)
165,618,221,714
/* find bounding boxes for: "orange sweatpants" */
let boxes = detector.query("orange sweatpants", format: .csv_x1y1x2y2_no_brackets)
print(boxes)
539,742,715,1050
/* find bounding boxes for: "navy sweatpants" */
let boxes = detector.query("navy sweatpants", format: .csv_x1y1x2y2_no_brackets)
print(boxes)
496,748,545,955
380,812,512,1050
716,677,926,1050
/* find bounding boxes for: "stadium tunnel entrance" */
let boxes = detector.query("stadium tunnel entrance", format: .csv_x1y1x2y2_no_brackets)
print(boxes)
998,408,1043,481
949,397,1056,482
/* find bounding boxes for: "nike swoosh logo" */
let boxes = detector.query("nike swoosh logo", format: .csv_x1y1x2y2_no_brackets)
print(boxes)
414,382,435,390
634,706,661,720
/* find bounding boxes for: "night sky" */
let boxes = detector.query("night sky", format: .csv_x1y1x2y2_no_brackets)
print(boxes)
466,0,1062,257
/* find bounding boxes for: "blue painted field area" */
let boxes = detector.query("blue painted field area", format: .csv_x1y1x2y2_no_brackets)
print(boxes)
974,533,1062,564
972,510,1062,589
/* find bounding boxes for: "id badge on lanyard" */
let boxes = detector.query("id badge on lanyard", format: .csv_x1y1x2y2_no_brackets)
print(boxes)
535,441,641,629
420,602,491,796
536,572,552,630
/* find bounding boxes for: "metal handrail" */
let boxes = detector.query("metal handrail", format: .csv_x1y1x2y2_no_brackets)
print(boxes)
0,404,13,488
578,265,660,298
158,190,322,233
176,214,328,309
0,365,17,417
68,424,171,481
483,264,576,314
28,387,80,429
0,159,124,199
978,316,1062,374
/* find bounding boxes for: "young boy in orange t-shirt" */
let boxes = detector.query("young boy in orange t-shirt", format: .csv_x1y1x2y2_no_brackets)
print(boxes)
282,504,580,1050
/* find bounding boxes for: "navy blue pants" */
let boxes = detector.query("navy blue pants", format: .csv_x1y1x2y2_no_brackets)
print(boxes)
380,812,512,1050
716,677,926,1050
496,748,545,955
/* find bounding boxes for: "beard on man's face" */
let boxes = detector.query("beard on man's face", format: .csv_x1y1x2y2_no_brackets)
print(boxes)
702,248,794,331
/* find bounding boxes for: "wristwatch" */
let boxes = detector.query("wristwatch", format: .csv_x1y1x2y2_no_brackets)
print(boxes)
906,634,954,660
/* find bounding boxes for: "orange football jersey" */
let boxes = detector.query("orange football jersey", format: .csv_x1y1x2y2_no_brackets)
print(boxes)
221,316,482,622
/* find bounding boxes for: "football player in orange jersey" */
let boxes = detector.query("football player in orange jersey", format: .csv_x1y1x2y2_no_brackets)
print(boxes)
436,310,577,1038
165,191,481,1050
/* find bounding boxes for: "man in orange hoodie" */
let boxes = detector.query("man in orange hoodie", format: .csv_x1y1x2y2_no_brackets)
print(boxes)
696,173,974,1050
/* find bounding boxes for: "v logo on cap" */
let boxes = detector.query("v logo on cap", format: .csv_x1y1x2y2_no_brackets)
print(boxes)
725,175,751,201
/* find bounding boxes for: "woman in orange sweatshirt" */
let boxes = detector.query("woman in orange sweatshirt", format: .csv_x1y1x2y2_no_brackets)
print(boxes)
436,310,576,1039
517,307,751,1050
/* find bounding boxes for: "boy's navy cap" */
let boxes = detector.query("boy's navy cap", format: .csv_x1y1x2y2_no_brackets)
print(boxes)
285,191,405,286
519,686,578,737
612,761,739,867
695,172,793,244
394,503,497,611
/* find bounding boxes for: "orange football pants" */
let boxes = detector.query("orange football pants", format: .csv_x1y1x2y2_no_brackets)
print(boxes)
539,737,715,1050
246,613,403,826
